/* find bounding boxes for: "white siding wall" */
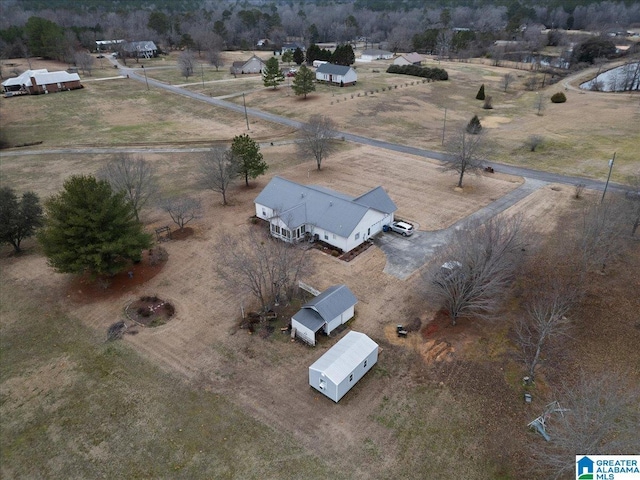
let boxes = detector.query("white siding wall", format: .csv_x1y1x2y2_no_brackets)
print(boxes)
335,348,378,402
344,210,391,252
309,370,338,401
293,321,316,346
324,305,355,334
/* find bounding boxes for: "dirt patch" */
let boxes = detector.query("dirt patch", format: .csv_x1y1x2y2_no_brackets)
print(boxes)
65,249,167,304
168,226,194,241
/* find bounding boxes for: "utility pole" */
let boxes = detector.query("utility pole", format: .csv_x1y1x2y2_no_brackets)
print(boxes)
242,93,250,131
442,107,447,146
601,152,616,203
142,65,149,91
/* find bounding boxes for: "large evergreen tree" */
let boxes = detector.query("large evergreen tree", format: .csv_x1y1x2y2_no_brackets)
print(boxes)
230,134,268,186
291,65,315,99
293,47,305,65
331,44,355,66
262,57,284,89
38,175,152,277
0,186,43,253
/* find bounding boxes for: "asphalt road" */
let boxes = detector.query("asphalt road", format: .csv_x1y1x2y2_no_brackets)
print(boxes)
3,58,631,279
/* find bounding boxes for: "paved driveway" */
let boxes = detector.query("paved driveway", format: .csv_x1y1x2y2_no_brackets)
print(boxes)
374,178,548,279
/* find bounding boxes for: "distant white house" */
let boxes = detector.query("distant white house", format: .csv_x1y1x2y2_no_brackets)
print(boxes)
254,176,397,253
315,63,357,86
359,49,394,62
309,331,378,402
230,55,266,74
292,285,357,346
393,52,424,66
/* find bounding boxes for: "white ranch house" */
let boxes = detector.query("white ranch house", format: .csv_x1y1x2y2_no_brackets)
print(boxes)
309,331,378,402
315,63,357,86
359,49,394,62
254,176,397,252
292,284,357,346
393,52,424,66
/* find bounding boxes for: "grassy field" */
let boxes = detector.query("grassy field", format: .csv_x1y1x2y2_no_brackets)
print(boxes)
0,275,337,480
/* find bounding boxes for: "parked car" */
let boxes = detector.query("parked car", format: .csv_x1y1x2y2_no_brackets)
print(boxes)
390,221,414,236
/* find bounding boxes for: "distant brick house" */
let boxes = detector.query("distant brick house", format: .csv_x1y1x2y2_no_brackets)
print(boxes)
2,69,82,95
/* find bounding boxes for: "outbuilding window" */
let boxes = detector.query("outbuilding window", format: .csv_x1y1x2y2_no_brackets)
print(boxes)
349,374,353,382
364,360,367,368
319,379,326,390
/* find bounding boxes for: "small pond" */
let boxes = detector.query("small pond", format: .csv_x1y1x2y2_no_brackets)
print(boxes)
580,62,640,92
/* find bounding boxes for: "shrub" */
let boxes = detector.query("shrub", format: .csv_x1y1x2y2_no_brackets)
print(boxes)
148,246,169,266
476,84,485,100
466,115,482,134
551,92,567,103
385,64,448,81
137,307,152,317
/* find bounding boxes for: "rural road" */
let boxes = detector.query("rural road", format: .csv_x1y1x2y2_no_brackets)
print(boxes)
2,59,631,279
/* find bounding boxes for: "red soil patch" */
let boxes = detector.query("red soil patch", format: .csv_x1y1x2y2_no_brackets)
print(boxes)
125,295,175,327
170,227,194,241
66,251,167,303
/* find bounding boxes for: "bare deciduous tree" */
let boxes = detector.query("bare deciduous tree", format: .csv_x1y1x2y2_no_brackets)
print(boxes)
74,51,94,76
207,49,223,71
200,148,237,205
527,134,544,152
534,92,546,115
426,214,527,325
297,114,338,171
177,49,196,79
160,196,202,231
624,170,640,236
531,372,640,479
97,153,157,221
443,128,486,188
217,227,310,312
578,200,627,273
501,72,515,92
515,277,582,380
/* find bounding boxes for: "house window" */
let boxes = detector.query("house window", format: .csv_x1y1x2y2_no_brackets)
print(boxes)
364,360,367,368
324,233,329,240
319,379,326,390
262,209,266,216
355,233,360,240
349,374,353,382
284,229,291,238
272,225,280,235
301,225,306,234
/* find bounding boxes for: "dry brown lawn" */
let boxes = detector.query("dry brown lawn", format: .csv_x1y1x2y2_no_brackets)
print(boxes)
2,53,639,479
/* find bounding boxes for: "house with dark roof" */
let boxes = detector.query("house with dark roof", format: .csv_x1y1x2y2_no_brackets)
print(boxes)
292,285,357,345
315,63,357,86
122,41,158,58
254,176,396,252
309,331,378,401
230,55,266,74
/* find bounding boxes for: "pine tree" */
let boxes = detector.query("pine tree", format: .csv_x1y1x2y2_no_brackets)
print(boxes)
292,65,316,99
263,57,284,89
0,187,44,253
293,47,304,65
38,175,152,277
466,115,482,134
476,84,485,100
230,134,268,186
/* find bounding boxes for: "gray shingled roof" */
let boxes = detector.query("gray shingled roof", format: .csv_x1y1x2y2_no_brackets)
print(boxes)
362,49,393,56
291,308,325,332
303,285,357,322
254,177,397,238
123,41,157,52
316,63,353,75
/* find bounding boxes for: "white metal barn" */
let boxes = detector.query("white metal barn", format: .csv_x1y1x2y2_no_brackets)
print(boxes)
292,284,357,346
309,331,378,402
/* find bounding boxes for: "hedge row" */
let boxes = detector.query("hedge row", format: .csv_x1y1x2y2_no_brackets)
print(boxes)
386,64,449,81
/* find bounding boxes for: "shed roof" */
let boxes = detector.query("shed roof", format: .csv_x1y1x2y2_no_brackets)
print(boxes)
316,63,353,76
255,176,396,238
302,285,357,322
401,52,423,63
309,331,378,384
